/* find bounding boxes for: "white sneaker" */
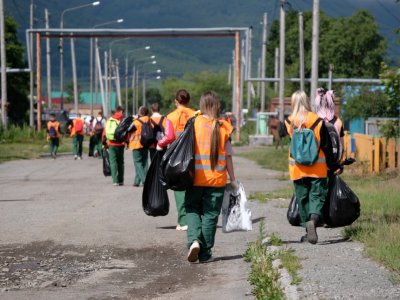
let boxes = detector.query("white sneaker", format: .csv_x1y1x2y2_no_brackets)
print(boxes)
78,156,82,160
187,241,200,263
74,155,78,160
176,225,188,231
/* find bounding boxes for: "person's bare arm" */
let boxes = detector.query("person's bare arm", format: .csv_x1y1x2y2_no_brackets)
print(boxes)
226,155,235,182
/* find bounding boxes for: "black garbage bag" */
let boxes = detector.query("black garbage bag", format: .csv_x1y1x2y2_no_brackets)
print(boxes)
324,176,360,228
114,116,134,142
88,135,96,157
102,149,111,177
142,150,170,216
159,116,196,191
287,193,301,226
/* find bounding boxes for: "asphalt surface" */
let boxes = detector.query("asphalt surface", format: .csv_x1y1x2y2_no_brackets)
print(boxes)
0,149,398,299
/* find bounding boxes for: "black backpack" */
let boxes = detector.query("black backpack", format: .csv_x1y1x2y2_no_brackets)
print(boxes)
94,118,104,135
114,116,133,143
48,126,58,139
151,116,165,141
324,116,343,165
138,118,157,148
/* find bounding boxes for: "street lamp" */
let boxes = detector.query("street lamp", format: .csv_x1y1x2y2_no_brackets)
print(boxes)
142,69,161,106
59,1,100,110
90,18,124,116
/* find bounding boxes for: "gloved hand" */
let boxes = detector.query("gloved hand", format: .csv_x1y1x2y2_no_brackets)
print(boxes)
156,144,164,151
230,179,239,190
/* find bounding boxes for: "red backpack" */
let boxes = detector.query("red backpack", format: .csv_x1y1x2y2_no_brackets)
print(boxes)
74,119,84,133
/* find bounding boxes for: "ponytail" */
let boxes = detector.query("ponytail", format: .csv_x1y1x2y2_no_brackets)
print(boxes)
210,119,220,171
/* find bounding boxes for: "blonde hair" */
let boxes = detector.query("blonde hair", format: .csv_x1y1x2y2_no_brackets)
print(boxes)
291,90,312,129
200,91,221,171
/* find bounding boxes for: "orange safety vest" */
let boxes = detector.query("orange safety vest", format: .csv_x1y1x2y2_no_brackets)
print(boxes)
193,116,233,187
285,112,328,181
128,116,150,150
47,121,60,138
167,107,195,138
70,118,85,137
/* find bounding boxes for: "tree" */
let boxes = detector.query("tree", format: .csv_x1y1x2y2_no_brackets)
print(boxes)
65,82,84,104
266,9,387,95
4,16,29,125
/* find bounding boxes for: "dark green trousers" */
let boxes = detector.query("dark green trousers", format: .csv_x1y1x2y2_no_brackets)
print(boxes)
133,148,148,185
109,146,125,184
49,138,59,155
94,134,103,156
294,177,328,227
174,191,187,226
185,186,225,261
73,135,84,157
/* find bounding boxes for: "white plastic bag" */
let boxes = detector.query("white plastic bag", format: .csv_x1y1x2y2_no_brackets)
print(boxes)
221,181,252,233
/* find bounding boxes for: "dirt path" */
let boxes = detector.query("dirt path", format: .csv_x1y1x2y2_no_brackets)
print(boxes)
0,150,398,299
0,151,285,299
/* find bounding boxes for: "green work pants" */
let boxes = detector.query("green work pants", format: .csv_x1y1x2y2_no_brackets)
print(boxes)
133,148,148,185
185,186,225,261
109,146,125,184
49,138,59,155
94,134,103,157
294,177,328,227
174,191,187,226
73,134,84,157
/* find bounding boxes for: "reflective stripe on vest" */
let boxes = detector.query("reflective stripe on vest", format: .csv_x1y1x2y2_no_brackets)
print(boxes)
195,154,226,161
195,164,226,171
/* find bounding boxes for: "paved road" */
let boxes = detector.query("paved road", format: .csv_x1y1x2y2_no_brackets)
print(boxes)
0,150,288,299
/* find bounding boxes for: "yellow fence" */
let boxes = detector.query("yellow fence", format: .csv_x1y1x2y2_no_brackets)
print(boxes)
344,133,398,174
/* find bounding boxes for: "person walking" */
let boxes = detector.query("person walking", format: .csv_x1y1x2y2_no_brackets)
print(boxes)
283,91,340,244
149,102,166,160
184,91,236,263
68,113,85,160
47,113,61,159
129,106,150,187
157,89,195,231
105,106,125,186
92,111,106,158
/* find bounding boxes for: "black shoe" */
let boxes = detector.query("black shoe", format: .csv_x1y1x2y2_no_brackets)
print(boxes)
300,234,308,243
133,183,140,187
306,221,318,244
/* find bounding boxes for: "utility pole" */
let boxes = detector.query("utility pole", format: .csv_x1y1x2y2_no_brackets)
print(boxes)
257,58,261,97
231,50,236,114
135,68,139,113
29,1,34,126
0,0,7,128
104,51,108,115
131,66,135,115
59,18,64,110
125,56,128,116
36,33,41,130
115,59,122,107
70,35,78,113
279,0,286,122
95,39,105,116
274,47,279,93
234,31,241,141
310,0,320,108
94,38,99,114
299,12,305,91
260,12,267,112
89,37,94,116
228,64,232,85
45,8,52,109
328,64,333,90
240,39,245,114
246,28,252,110
142,76,146,106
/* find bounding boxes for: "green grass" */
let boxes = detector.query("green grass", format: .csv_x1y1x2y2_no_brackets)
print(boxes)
250,188,293,203
0,125,74,163
342,173,400,280
237,120,256,145
277,248,302,285
239,146,288,172
244,221,285,300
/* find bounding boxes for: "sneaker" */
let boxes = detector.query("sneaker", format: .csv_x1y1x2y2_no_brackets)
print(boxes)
113,183,119,186
306,221,318,244
118,183,124,186
176,225,188,231
133,183,140,187
187,241,200,263
78,156,82,160
74,155,78,160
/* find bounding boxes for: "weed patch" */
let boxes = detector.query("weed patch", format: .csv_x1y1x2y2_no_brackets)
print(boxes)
239,146,288,172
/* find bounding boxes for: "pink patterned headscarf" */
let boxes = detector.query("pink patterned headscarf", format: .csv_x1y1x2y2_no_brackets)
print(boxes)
315,88,335,122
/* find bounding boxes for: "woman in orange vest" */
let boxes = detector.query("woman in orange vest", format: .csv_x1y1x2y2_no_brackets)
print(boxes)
157,89,195,231
47,113,61,159
185,91,236,263
284,91,340,245
129,106,150,187
68,113,85,160
149,102,168,161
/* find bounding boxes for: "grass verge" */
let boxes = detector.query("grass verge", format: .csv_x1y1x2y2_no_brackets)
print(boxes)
238,146,288,172
250,188,293,203
0,125,74,163
244,221,285,299
342,173,400,280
